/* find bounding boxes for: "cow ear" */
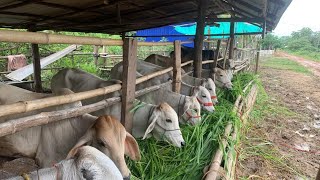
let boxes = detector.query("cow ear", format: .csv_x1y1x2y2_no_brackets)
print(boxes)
67,129,94,159
200,78,206,86
213,68,217,73
142,108,159,140
124,132,141,161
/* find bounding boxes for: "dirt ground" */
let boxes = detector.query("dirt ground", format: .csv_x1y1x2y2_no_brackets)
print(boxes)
237,52,320,179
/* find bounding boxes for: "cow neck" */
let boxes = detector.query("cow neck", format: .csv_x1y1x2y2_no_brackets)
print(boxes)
133,103,154,133
177,95,187,117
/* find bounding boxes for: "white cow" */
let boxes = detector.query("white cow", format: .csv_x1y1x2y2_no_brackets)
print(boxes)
202,68,233,90
8,146,123,180
109,61,215,112
138,88,201,125
110,60,173,90
0,84,140,179
51,69,185,148
144,54,218,103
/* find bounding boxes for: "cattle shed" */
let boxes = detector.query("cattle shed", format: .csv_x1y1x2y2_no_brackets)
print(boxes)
0,0,292,179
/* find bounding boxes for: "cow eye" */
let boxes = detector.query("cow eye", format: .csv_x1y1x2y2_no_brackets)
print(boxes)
194,109,198,113
166,119,172,123
220,74,223,76
208,88,212,90
202,95,206,98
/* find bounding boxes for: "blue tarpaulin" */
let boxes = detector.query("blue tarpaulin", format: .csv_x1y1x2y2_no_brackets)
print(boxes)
136,22,262,47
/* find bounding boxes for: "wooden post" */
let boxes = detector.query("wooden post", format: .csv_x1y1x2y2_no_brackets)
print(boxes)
193,0,207,78
173,40,181,93
316,166,320,180
228,19,235,60
121,38,137,133
213,40,221,70
93,45,99,66
102,46,107,66
30,43,42,92
255,19,266,74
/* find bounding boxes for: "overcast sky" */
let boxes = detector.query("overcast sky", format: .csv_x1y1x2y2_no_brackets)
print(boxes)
273,0,320,36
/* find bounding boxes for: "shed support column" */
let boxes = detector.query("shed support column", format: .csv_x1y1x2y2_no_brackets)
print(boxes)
194,0,207,78
213,39,221,73
255,19,266,74
173,40,181,93
228,19,235,60
121,38,137,133
31,43,42,92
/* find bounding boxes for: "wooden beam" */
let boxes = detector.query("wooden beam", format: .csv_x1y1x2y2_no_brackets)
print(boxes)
172,40,181,93
194,0,207,78
229,19,235,60
121,38,137,133
205,17,264,23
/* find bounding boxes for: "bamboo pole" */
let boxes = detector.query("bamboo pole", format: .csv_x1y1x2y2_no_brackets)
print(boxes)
181,60,193,67
0,64,177,118
204,95,241,180
0,30,173,46
0,84,162,137
0,84,122,118
136,67,173,84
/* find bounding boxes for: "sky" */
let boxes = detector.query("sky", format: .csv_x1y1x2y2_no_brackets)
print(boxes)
273,0,320,36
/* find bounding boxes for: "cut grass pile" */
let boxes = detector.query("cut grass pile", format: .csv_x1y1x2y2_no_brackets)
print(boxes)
261,57,311,75
128,72,257,180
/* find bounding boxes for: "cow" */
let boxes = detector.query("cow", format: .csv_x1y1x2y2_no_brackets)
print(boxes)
0,83,140,179
8,146,123,180
110,60,174,91
109,61,215,112
169,46,215,63
51,69,185,148
137,88,201,125
202,68,233,89
181,76,218,105
144,54,218,103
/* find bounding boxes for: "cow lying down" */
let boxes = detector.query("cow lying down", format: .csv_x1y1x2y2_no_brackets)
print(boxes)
51,69,185,148
8,146,123,180
0,83,140,179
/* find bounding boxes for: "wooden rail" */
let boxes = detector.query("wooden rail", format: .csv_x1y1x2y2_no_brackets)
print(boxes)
0,84,163,137
0,30,176,46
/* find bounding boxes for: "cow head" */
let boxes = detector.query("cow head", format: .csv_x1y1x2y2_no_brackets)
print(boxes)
191,86,215,112
181,96,201,125
143,103,185,148
67,116,140,179
201,78,218,105
70,146,123,180
213,68,233,90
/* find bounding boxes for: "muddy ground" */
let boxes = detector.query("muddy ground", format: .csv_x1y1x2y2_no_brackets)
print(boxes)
237,52,320,179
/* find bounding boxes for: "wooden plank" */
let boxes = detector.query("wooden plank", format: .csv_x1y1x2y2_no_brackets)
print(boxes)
31,43,42,93
6,45,79,81
172,40,181,93
121,38,137,133
193,0,207,78
93,45,99,66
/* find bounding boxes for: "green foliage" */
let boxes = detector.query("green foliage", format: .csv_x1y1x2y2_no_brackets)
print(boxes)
262,57,311,74
261,34,282,50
